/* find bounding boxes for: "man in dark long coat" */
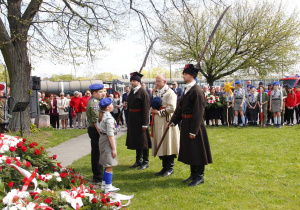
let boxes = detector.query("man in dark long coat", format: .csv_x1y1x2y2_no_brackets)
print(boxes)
170,64,212,186
126,72,151,170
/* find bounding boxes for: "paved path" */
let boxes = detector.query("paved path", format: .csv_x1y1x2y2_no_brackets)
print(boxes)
47,127,127,167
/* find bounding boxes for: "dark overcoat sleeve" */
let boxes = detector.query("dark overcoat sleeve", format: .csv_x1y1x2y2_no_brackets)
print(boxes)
171,101,182,125
142,91,150,126
190,89,205,135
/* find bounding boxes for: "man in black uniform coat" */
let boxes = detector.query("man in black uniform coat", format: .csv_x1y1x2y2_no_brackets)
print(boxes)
126,72,151,170
170,64,212,186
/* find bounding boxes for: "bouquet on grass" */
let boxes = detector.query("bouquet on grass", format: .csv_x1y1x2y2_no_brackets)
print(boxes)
0,134,133,209
39,101,50,111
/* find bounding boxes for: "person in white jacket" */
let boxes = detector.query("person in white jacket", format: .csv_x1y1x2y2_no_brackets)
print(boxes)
57,92,70,129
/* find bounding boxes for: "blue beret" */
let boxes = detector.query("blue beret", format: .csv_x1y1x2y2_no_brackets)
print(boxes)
251,85,256,89
99,98,112,109
89,83,104,90
235,80,241,84
247,84,251,87
273,81,280,86
150,97,162,110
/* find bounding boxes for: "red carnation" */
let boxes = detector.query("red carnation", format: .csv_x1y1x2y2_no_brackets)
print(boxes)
35,167,38,173
0,166,1,171
90,184,93,189
92,198,97,204
115,201,121,207
9,146,16,152
29,144,34,148
17,142,22,148
40,146,44,151
184,64,189,70
16,161,20,167
23,138,27,142
106,198,110,202
90,190,97,196
21,146,27,152
26,161,31,168
71,179,76,183
7,181,14,188
101,198,107,204
60,173,68,178
32,142,38,146
39,175,43,180
53,155,57,160
57,163,62,168
44,198,51,204
34,149,41,155
5,159,11,164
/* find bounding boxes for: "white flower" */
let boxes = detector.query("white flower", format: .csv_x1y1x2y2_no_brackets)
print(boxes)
53,172,60,177
56,177,62,182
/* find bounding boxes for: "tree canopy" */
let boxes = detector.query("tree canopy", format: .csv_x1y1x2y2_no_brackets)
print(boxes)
158,0,300,86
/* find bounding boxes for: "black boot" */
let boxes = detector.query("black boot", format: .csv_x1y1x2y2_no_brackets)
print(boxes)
182,165,196,183
138,149,149,170
188,165,205,186
162,155,175,177
155,156,167,176
130,150,143,168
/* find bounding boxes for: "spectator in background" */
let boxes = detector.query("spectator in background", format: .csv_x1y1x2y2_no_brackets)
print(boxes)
267,83,273,125
109,94,113,99
285,85,297,126
49,94,59,129
78,92,83,98
172,81,183,102
295,85,300,124
70,91,82,129
81,91,91,129
112,92,122,126
122,86,131,127
38,92,42,101
245,80,252,91
142,82,152,101
57,92,69,129
203,85,210,125
41,92,46,101
66,94,72,128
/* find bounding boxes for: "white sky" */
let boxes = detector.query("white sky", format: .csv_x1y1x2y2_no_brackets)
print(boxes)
28,0,300,79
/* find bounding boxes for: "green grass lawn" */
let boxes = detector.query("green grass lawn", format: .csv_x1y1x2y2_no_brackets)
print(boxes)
71,125,300,209
9,127,87,149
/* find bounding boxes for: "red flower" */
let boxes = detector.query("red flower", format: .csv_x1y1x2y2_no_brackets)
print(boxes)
90,190,97,196
0,154,2,157
71,179,76,183
16,161,20,167
23,138,27,142
53,155,57,160
60,173,68,178
7,181,14,188
92,198,97,204
39,175,43,180
106,198,110,202
5,159,11,164
17,142,22,148
35,167,38,173
57,163,62,168
115,201,121,207
29,144,34,148
0,166,1,171
34,149,41,155
40,146,44,151
21,146,27,152
32,142,38,146
9,146,16,152
44,198,51,204
90,184,93,189
101,198,107,204
26,161,31,168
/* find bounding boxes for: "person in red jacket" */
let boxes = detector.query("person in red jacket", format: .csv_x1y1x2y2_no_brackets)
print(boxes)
80,90,91,129
295,85,300,124
70,91,82,129
285,85,297,126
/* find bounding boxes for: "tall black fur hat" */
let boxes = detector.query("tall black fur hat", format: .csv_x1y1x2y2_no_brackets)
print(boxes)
130,72,143,83
182,64,199,78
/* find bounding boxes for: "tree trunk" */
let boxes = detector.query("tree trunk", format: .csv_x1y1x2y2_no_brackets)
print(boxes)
206,76,215,87
7,40,31,134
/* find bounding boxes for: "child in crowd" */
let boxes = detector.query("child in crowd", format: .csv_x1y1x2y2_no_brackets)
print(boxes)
97,98,119,193
269,81,283,128
232,80,246,127
257,86,269,127
285,85,297,126
246,86,258,125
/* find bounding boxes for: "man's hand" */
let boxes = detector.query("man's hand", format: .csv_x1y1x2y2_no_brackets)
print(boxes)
112,149,117,159
150,108,159,115
189,134,196,139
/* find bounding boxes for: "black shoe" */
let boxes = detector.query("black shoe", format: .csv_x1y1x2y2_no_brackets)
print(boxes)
182,175,195,183
161,169,174,177
155,168,166,176
188,176,204,186
129,161,142,168
138,163,149,170
234,124,237,128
